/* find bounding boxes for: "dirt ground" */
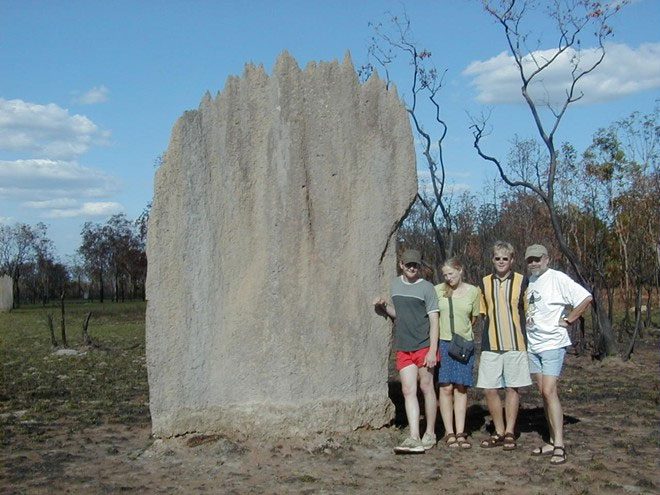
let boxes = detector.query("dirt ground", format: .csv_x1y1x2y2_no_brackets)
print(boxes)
2,333,659,495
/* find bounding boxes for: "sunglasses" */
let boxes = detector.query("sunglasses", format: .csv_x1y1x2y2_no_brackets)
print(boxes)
526,257,543,263
404,263,420,270
494,257,509,261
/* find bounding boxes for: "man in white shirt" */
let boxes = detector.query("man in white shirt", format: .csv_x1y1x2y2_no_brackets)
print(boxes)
525,244,592,466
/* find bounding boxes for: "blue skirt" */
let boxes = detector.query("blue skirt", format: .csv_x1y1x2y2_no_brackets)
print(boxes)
438,339,475,387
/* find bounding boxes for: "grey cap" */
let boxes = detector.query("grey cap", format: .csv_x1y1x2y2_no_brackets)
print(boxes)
525,244,548,259
401,249,422,264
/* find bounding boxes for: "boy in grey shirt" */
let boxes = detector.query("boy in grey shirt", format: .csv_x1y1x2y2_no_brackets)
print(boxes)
373,249,439,453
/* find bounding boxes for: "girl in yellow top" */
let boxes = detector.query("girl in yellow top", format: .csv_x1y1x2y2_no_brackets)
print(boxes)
435,258,481,448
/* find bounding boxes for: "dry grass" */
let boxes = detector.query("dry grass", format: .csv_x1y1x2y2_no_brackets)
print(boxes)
1,301,148,450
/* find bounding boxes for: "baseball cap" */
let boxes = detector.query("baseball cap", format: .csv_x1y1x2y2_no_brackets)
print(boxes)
525,244,548,259
401,249,422,265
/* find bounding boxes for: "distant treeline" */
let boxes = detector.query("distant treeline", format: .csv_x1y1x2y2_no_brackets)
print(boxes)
0,206,149,307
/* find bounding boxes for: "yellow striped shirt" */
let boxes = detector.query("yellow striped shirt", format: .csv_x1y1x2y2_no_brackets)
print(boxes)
479,272,528,351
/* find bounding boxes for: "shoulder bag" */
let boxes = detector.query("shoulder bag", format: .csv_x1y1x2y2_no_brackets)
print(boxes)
447,296,474,364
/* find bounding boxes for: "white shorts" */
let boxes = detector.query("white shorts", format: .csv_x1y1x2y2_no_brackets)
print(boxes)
476,350,532,389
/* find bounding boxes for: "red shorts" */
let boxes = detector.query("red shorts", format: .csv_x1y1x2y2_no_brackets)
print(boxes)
395,346,440,371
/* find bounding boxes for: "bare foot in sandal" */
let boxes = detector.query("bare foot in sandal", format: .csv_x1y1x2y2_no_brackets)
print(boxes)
502,432,517,451
480,434,504,448
443,433,458,448
531,442,554,456
550,446,567,465
456,433,472,449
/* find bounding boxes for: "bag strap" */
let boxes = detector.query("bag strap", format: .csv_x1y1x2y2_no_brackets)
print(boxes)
448,295,455,336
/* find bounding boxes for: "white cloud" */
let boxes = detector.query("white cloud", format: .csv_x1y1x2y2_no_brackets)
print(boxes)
0,98,110,159
73,85,109,105
45,202,123,219
0,216,13,224
463,42,660,105
417,169,474,197
23,198,79,209
0,159,121,200
23,198,121,218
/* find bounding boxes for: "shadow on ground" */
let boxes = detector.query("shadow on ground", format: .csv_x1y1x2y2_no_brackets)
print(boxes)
388,380,580,441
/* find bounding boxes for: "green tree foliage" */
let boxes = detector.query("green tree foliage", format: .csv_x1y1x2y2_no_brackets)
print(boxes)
78,213,147,303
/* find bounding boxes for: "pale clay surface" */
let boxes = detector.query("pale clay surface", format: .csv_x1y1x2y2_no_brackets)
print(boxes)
146,52,416,438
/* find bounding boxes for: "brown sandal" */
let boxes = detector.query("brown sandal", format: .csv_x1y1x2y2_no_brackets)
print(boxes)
550,446,567,465
456,433,472,449
531,442,554,456
502,433,517,451
480,434,504,448
443,433,458,447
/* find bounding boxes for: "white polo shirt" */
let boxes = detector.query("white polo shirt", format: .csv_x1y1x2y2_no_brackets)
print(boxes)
526,268,591,353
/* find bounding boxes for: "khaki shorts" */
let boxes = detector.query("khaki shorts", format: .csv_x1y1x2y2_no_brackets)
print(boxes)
476,350,532,389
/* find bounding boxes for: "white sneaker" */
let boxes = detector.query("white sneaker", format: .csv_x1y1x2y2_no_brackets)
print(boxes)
393,436,425,454
421,432,437,450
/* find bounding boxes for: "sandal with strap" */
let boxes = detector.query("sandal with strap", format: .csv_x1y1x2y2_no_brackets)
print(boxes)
531,442,554,456
456,433,472,449
502,432,517,451
480,434,504,448
443,433,458,447
550,446,567,465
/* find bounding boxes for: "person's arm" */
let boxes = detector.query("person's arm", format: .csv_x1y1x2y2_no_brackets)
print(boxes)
471,287,482,327
559,295,593,327
478,278,487,316
424,311,439,367
373,297,396,320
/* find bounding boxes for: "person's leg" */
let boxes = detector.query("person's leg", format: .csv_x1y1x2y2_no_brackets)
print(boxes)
418,366,437,438
537,348,568,464
484,388,505,435
540,375,563,448
501,387,520,450
535,371,554,442
454,385,471,448
530,371,554,454
399,364,421,439
477,351,505,446
453,385,468,435
438,383,455,438
504,387,520,434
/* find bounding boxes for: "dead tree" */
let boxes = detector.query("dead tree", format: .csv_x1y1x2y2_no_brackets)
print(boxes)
45,312,57,347
471,0,627,357
82,311,93,346
363,12,455,261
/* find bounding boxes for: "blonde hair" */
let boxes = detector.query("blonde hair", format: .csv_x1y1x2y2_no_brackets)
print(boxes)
493,240,514,258
441,257,463,297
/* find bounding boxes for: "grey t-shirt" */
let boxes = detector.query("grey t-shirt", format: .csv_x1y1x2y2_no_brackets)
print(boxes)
391,276,440,351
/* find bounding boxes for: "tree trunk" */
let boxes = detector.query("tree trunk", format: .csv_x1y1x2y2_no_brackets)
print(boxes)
606,287,614,324
12,268,20,309
82,312,92,346
623,302,643,362
46,313,57,347
99,270,104,303
574,317,586,356
644,286,653,328
592,292,617,358
60,292,67,347
634,285,644,339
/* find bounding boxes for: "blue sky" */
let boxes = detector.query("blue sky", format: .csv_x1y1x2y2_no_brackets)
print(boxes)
1,0,658,258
